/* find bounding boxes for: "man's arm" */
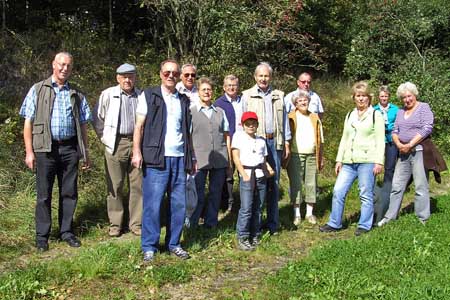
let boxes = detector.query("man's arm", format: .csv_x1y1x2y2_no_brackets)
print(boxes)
23,119,35,170
80,123,91,170
131,114,145,168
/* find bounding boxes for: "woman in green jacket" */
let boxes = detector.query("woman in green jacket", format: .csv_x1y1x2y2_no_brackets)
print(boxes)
320,81,385,236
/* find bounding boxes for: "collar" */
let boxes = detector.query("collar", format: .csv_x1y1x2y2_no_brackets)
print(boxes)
257,85,272,96
120,88,137,97
177,82,198,93
161,85,179,98
196,102,216,112
225,93,241,103
51,77,70,90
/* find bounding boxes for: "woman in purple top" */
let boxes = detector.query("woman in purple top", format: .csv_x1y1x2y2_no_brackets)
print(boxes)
378,82,434,226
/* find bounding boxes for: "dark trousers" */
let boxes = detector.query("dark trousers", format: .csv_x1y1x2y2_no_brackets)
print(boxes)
35,141,79,242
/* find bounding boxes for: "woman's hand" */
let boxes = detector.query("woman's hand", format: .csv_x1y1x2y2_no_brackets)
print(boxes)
335,162,343,176
373,163,383,176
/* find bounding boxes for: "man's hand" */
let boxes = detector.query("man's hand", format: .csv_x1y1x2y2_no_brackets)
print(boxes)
131,151,143,169
81,153,91,171
25,151,35,170
189,161,198,175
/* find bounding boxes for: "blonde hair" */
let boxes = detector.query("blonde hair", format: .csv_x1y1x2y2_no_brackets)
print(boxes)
352,81,373,103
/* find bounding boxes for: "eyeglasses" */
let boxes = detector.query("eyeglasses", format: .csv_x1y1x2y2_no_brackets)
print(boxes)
299,80,311,84
162,70,180,78
183,73,196,78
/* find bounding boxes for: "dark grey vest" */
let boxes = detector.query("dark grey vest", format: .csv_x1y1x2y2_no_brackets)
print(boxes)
191,106,229,169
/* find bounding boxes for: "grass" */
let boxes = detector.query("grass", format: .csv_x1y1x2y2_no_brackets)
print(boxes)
256,195,450,300
0,77,449,299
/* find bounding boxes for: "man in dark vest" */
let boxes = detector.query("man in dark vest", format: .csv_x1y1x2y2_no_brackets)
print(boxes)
19,52,91,252
132,59,195,262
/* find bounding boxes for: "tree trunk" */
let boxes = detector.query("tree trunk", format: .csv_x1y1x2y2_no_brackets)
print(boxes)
2,0,6,31
109,0,114,41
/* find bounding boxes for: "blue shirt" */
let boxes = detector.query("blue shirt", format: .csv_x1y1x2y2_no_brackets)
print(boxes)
373,103,399,143
195,103,230,131
19,78,91,141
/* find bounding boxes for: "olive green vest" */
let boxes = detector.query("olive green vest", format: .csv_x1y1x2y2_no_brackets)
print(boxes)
32,77,87,161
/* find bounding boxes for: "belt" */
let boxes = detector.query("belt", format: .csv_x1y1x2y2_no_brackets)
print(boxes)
265,133,274,139
52,136,77,145
118,134,133,140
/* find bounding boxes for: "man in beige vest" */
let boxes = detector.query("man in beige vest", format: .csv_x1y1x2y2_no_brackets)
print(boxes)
241,62,291,235
93,63,142,237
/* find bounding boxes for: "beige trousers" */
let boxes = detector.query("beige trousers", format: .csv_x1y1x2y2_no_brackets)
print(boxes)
105,137,142,230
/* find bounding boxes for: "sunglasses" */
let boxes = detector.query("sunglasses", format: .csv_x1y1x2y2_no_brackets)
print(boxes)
183,73,196,78
299,80,311,84
162,70,180,78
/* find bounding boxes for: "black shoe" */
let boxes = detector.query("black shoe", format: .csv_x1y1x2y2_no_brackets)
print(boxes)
355,228,370,236
36,240,49,252
63,236,81,248
319,224,340,233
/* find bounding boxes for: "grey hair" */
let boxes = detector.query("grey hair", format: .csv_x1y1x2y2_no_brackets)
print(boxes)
396,82,419,98
223,74,239,85
298,72,312,80
379,85,390,94
197,76,214,89
254,62,273,77
54,52,73,61
292,90,311,105
181,63,197,73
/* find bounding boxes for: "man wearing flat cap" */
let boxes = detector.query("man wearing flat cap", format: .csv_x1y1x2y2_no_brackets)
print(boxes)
93,63,142,237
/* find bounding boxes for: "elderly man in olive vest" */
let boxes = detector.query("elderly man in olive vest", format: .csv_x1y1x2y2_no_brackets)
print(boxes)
19,52,91,252
93,63,142,238
241,62,291,235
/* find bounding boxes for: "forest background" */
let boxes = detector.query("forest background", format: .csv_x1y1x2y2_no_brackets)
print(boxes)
0,0,450,299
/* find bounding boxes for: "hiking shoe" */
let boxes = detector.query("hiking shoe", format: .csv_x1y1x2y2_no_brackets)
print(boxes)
319,224,340,233
238,238,255,251
293,217,301,226
36,240,49,252
170,247,190,260
108,226,121,237
306,215,318,225
131,227,141,236
143,251,155,263
377,218,391,227
355,228,370,236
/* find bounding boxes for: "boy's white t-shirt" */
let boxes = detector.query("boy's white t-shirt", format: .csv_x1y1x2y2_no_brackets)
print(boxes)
231,131,267,178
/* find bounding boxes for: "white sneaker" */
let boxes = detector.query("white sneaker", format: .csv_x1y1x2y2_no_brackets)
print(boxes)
377,217,390,227
306,215,317,225
293,217,301,226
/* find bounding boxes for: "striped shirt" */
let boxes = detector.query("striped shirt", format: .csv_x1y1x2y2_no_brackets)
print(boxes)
19,79,91,141
393,102,434,143
119,90,138,135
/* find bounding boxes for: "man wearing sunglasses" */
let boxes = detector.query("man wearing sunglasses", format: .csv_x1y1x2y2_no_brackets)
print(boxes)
132,59,196,262
176,63,200,107
284,72,324,119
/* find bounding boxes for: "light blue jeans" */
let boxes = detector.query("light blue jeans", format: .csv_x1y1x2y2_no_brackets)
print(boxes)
327,163,375,230
264,138,282,232
384,150,430,221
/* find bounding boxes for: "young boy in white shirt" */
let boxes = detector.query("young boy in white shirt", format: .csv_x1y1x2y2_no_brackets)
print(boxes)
232,112,273,250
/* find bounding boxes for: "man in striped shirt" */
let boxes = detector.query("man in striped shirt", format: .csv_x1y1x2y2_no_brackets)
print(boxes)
93,63,142,237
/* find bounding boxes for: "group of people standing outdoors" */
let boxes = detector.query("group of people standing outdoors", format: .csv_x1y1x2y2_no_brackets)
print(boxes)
20,52,446,262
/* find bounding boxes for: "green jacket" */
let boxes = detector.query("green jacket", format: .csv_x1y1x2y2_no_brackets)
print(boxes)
336,107,385,165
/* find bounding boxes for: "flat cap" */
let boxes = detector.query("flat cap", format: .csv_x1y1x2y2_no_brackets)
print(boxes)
116,63,136,74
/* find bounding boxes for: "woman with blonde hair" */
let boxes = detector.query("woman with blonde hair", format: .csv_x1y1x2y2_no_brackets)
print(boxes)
320,81,385,236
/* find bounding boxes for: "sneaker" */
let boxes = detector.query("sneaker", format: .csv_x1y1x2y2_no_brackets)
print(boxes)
355,228,370,236
250,236,261,246
377,218,390,227
170,247,190,260
306,215,318,225
293,217,301,226
108,226,121,237
238,238,255,251
143,251,155,262
319,224,340,233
